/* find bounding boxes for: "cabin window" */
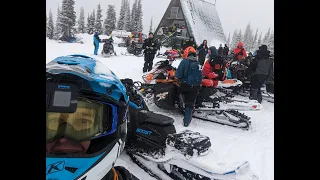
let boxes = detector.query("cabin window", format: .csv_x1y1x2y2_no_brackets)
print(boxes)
170,7,179,18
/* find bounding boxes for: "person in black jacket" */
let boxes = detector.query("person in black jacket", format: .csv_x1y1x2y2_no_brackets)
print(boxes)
142,32,157,72
223,44,229,58
181,36,197,54
197,40,208,66
249,45,274,103
217,44,223,56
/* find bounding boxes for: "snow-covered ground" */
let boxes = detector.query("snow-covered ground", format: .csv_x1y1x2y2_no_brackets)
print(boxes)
46,34,274,180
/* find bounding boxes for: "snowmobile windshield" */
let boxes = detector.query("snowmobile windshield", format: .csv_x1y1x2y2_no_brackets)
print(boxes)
46,97,117,142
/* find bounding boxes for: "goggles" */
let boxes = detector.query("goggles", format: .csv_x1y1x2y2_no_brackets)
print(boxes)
46,97,118,142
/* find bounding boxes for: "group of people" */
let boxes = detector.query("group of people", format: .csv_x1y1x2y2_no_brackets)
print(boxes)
174,39,273,127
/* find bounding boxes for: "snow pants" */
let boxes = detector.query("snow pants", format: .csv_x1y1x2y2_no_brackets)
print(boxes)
94,44,99,55
250,74,268,103
143,53,155,73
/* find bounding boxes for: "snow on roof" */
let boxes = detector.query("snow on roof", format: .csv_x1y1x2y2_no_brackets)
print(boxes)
180,0,226,46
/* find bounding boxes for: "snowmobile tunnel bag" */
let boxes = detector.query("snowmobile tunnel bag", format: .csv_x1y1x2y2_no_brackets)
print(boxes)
137,110,174,126
153,82,177,110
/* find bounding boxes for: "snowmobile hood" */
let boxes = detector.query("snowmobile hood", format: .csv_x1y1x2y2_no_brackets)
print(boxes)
46,54,128,103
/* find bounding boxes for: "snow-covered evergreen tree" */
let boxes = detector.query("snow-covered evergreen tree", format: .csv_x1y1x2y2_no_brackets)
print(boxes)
262,28,270,45
243,22,253,51
87,11,95,34
257,32,262,47
234,30,242,48
46,13,48,35
104,5,117,35
95,4,103,34
136,0,143,32
47,10,55,39
149,17,153,33
60,0,76,37
231,29,238,49
54,6,63,39
227,32,231,47
267,30,274,53
117,0,126,30
130,0,138,32
124,0,131,31
251,28,258,51
77,7,85,33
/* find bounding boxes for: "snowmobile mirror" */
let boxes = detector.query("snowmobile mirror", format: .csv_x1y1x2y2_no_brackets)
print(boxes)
46,82,79,113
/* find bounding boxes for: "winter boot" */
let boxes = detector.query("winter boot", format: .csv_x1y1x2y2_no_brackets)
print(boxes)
257,89,262,103
183,107,193,127
249,88,258,100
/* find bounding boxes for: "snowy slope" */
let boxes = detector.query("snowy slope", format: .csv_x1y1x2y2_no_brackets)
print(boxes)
46,34,274,180
180,0,226,47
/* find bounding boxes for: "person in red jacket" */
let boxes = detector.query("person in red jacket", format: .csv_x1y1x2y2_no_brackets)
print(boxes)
203,46,227,81
233,42,247,61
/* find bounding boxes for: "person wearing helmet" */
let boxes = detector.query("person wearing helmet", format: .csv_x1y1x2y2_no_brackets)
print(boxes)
197,39,208,66
203,46,227,81
142,32,157,73
181,36,198,55
232,42,247,61
93,32,102,55
217,44,224,56
175,47,203,127
46,54,138,180
248,45,273,103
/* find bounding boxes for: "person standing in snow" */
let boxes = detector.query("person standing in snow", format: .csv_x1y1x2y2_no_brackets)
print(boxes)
197,40,209,66
142,32,157,73
232,42,247,62
203,46,227,81
249,45,273,103
218,44,223,56
223,44,229,58
181,36,197,55
175,47,203,127
93,32,102,55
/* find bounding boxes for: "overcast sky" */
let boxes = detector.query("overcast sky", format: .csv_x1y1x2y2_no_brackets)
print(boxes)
46,0,274,37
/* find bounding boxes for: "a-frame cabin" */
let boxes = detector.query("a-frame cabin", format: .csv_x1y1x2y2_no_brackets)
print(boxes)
154,0,226,49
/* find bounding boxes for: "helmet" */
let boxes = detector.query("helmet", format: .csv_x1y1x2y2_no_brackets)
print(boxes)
237,42,244,48
46,54,129,179
182,46,196,59
208,46,217,59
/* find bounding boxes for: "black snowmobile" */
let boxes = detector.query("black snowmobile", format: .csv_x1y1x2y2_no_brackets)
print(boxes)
120,78,258,180
121,41,144,57
101,38,117,57
226,61,274,103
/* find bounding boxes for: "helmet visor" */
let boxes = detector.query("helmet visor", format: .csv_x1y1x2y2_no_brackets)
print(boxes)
46,97,114,142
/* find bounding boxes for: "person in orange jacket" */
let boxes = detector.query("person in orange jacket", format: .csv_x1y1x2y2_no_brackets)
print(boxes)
202,46,227,82
233,42,247,61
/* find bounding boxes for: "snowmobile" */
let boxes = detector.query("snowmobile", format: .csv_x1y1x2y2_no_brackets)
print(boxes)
121,42,144,57
57,35,83,44
156,49,181,60
141,60,261,111
101,38,117,57
120,78,259,180
225,61,274,103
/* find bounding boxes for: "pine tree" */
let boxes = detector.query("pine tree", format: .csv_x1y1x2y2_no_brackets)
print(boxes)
243,22,253,51
227,32,231,47
136,0,143,32
257,32,262,47
235,30,242,47
231,29,238,49
87,11,95,34
47,10,55,39
86,13,90,33
117,0,126,30
91,10,96,32
124,0,131,31
262,28,271,45
60,0,76,37
77,7,85,33
149,17,153,33
46,13,48,35
251,28,258,50
267,30,274,53
130,0,138,32
104,5,117,35
95,3,103,34
54,6,63,39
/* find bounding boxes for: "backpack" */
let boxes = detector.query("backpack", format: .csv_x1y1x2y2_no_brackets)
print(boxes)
185,59,203,86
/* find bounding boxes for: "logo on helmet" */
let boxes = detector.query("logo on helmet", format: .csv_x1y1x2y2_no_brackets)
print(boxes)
46,161,65,174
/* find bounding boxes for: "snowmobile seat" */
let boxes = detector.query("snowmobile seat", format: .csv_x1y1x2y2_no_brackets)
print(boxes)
137,110,174,126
